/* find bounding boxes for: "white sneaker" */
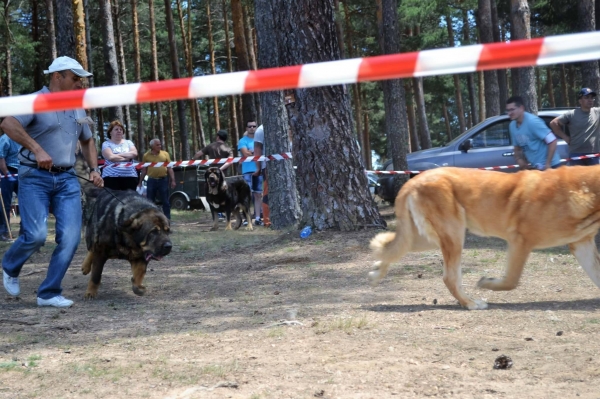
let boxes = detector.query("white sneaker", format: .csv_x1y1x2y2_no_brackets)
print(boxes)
3,270,20,296
37,296,73,308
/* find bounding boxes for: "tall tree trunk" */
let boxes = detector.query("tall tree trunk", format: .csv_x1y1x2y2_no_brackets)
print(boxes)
113,0,131,138
168,102,177,160
359,84,371,168
46,0,57,59
547,67,556,108
101,0,122,122
341,0,365,164
413,77,431,149
491,0,508,106
187,4,205,149
462,10,478,128
510,0,538,114
163,0,189,160
269,0,383,230
131,0,145,154
73,0,87,70
175,0,197,152
2,0,11,96
149,0,165,145
478,0,500,117
223,0,239,154
255,0,302,229
333,0,345,58
445,14,466,134
478,70,486,122
31,0,42,91
378,0,409,193
443,101,452,141
405,81,419,152
536,67,542,109
232,0,257,128
56,0,75,58
206,1,220,131
83,0,93,86
560,64,570,107
579,0,600,90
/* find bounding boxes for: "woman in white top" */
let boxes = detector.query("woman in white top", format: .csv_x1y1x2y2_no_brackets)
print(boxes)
101,120,138,191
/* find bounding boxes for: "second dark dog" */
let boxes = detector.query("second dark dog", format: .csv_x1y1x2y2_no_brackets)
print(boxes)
204,167,253,231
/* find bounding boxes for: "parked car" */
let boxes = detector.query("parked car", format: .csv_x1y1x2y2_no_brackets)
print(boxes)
376,109,573,203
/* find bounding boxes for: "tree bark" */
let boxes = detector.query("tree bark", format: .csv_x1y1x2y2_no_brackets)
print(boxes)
510,0,537,114
462,10,477,128
131,0,145,154
73,0,87,70
223,0,239,155
443,101,452,141
113,0,131,138
31,0,42,91
546,67,556,108
100,0,123,122
46,0,57,59
255,0,302,229
56,0,75,58
360,84,371,168
560,64,569,107
445,14,466,134
232,0,257,128
478,70,485,122
413,77,431,149
579,0,600,90
405,80,419,152
2,0,11,96
378,0,409,193
206,0,220,131
176,0,198,152
491,0,508,107
269,0,384,230
164,0,189,160
478,0,500,117
149,0,165,145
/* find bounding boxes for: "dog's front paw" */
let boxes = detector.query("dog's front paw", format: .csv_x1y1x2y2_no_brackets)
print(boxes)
462,298,488,310
368,262,384,286
81,264,91,275
477,277,501,290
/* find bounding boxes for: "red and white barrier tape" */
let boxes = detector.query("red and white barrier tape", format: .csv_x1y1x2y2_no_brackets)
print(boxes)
102,152,292,170
1,153,600,178
0,31,599,117
368,154,600,174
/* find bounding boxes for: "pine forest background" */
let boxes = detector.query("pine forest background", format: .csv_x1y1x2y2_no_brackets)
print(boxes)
0,0,596,168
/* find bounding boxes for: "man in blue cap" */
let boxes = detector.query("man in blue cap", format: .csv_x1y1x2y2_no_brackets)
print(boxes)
550,87,600,165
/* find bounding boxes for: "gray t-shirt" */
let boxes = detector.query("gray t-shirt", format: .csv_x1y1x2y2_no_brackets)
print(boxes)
13,86,93,167
558,107,600,153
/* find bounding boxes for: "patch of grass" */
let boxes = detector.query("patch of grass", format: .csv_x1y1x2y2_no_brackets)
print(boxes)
199,359,239,378
267,327,285,338
0,361,19,371
72,363,111,378
26,355,41,368
587,318,600,324
316,316,369,334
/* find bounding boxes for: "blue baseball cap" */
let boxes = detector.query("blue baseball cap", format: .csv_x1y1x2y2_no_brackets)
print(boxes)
578,87,597,98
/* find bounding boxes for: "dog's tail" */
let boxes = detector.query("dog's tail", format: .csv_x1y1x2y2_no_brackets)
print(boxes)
370,190,415,265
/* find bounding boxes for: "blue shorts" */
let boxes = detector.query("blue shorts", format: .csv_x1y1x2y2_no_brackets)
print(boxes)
243,173,263,193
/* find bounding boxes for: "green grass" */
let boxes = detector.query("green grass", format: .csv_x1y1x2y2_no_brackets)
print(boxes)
315,316,369,335
0,361,19,371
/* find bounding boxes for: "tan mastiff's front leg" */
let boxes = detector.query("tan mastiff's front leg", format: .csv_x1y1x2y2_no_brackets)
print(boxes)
569,236,600,288
478,241,531,292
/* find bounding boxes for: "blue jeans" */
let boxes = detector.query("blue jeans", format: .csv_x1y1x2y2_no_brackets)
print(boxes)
146,177,171,219
0,172,18,235
243,173,263,193
2,166,82,299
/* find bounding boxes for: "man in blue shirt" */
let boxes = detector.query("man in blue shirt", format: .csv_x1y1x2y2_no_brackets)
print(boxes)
507,96,561,170
0,134,21,242
238,120,263,226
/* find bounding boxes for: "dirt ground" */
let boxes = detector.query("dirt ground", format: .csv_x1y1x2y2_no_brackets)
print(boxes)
1,204,600,399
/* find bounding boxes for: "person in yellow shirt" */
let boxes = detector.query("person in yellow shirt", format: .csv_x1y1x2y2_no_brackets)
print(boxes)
137,139,176,219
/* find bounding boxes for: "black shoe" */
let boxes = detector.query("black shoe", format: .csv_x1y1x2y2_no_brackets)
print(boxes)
254,219,263,226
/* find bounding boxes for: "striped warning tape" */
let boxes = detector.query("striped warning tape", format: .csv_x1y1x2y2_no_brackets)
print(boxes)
0,31,599,117
368,154,600,174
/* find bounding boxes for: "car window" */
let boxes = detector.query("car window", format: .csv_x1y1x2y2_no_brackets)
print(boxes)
470,121,510,148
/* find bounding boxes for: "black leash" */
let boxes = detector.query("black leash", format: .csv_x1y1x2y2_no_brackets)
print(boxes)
69,171,126,205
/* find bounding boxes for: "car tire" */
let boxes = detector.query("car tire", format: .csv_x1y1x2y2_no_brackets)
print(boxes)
170,193,189,210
